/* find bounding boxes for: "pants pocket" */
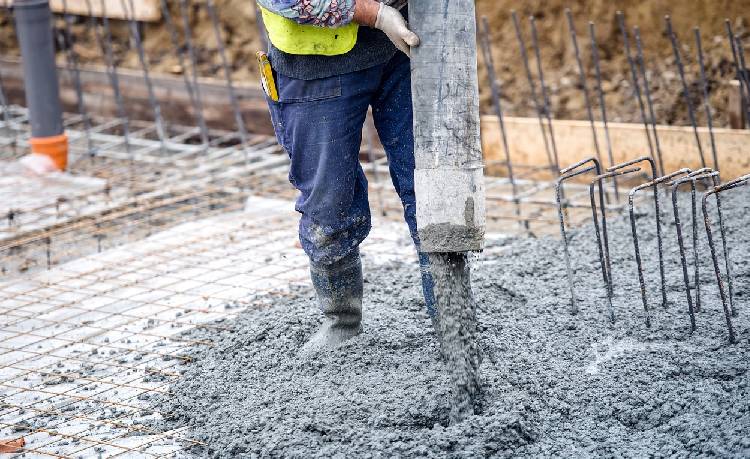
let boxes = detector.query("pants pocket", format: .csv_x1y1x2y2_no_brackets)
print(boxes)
276,73,342,103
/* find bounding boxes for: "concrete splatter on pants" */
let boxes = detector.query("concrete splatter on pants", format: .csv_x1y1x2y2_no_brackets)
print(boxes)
267,52,416,263
266,51,436,315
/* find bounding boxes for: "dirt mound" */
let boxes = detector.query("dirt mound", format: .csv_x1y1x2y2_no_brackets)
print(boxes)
475,0,750,126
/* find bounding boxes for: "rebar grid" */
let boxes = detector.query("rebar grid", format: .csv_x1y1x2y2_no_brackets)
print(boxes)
0,104,574,287
0,197,421,457
0,105,296,277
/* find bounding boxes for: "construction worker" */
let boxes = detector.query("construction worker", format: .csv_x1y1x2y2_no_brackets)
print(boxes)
255,0,432,353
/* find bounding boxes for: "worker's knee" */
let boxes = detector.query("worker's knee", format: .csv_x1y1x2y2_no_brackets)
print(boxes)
299,211,372,266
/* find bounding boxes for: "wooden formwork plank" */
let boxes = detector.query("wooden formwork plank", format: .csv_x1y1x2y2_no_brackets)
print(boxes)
481,115,750,180
728,80,746,129
4,0,161,21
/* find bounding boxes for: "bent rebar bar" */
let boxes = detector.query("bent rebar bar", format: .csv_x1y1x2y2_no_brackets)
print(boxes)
670,169,717,331
590,166,643,323
628,168,691,327
608,157,663,316
702,173,749,344
556,157,602,314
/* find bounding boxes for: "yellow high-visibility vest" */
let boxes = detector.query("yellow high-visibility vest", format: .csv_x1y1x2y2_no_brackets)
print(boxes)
259,5,359,56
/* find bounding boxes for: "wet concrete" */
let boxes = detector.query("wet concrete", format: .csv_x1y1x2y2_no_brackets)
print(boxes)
152,188,749,457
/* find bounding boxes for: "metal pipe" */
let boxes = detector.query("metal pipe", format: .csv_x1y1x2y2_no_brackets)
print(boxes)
410,0,485,253
13,0,68,169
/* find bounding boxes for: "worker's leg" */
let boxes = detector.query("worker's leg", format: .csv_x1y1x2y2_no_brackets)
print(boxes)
268,75,374,265
266,67,379,353
370,52,437,318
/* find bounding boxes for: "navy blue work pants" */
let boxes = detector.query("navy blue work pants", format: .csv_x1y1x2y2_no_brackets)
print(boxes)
266,52,436,316
267,52,416,262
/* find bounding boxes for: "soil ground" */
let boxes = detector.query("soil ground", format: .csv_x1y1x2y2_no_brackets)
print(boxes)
1,1,749,126
150,187,750,457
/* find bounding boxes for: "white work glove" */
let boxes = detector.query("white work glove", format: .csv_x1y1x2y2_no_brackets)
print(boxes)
374,3,420,57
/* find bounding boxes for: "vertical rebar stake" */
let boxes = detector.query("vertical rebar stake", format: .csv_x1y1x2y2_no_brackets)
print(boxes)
510,11,556,174
160,0,209,146
628,169,690,323
205,0,251,167
735,36,750,129
556,157,600,314
609,156,664,312
565,10,603,176
694,28,719,170
701,174,749,343
529,15,560,173
589,167,642,324
633,27,665,178
96,0,131,155
122,0,167,152
364,121,385,217
59,0,94,158
616,12,655,163
178,0,210,151
665,15,706,169
0,61,14,150
725,20,750,128
671,175,700,331
589,21,618,201
480,16,526,231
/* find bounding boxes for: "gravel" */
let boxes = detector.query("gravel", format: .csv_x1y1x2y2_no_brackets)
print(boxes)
151,187,750,457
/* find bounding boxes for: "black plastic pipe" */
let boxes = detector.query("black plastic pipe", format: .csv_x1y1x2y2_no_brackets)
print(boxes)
13,0,64,139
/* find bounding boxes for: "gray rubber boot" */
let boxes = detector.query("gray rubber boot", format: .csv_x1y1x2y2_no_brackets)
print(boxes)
299,250,363,356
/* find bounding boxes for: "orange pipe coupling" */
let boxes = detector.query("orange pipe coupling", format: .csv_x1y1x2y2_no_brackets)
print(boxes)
29,133,69,171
